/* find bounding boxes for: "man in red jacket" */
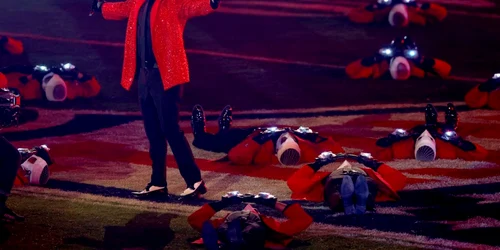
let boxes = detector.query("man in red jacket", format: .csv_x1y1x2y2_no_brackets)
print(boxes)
374,103,488,161
92,0,221,197
188,192,313,249
287,152,407,214
191,104,345,166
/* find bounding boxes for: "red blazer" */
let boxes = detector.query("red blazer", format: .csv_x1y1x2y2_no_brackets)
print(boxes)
287,163,406,203
188,203,313,249
227,131,345,165
374,137,489,162
101,0,215,91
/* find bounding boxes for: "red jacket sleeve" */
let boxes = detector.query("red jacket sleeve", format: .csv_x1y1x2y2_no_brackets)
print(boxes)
102,0,132,21
431,58,452,78
253,140,276,165
228,132,262,165
287,165,329,202
66,77,101,100
0,73,7,88
178,0,215,20
261,203,313,237
435,139,458,159
346,59,389,79
376,164,407,192
391,138,415,159
187,204,226,232
2,37,24,55
456,143,489,161
348,6,376,23
488,89,500,110
465,85,489,109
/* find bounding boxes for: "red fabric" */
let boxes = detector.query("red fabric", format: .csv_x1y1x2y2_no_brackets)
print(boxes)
487,89,500,110
228,133,345,165
66,77,101,100
102,0,215,91
2,37,24,55
287,163,405,203
0,73,7,88
465,85,489,109
346,58,450,79
187,203,313,248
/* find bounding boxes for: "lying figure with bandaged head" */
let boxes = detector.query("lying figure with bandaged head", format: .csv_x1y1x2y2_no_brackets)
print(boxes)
374,103,488,161
191,105,345,166
16,144,54,186
0,36,23,56
348,0,446,27
0,63,100,102
287,152,406,215
188,191,313,249
346,36,451,80
465,73,500,110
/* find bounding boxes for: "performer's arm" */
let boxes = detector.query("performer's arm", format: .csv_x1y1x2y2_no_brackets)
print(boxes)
178,0,218,20
271,202,313,236
187,200,229,232
287,163,327,195
418,57,451,78
101,0,132,21
0,36,24,55
227,131,263,165
0,73,7,88
345,55,389,79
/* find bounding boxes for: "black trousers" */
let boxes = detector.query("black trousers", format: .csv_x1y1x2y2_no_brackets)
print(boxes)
137,68,201,188
0,136,21,196
192,128,255,153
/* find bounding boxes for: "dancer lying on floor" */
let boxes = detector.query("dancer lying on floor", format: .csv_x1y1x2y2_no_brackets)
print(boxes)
374,103,488,161
188,191,313,250
0,63,100,102
287,151,406,215
346,36,451,80
0,88,53,223
190,104,344,166
348,0,447,27
465,73,500,110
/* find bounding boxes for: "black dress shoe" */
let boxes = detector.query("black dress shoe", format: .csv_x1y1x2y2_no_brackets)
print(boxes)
218,105,233,131
424,104,438,127
191,105,206,136
444,103,458,130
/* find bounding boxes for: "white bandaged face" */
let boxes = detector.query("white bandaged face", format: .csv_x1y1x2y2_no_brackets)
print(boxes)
389,3,409,27
275,132,301,166
42,73,67,102
389,56,411,80
414,130,436,161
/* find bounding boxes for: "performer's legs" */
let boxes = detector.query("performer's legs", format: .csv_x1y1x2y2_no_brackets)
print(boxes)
0,136,23,222
146,70,204,195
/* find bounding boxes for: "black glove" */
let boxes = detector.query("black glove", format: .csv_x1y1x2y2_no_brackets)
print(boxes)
308,152,344,171
210,191,243,212
356,153,383,171
253,192,277,208
252,128,285,145
376,129,412,148
439,131,477,151
478,78,500,92
90,0,104,16
210,0,220,9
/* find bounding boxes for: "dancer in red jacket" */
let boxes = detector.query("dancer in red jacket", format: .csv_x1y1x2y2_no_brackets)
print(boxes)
188,192,313,249
374,103,488,161
346,36,451,81
348,0,447,27
1,63,101,102
287,152,406,215
92,0,220,197
191,105,345,166
465,73,500,110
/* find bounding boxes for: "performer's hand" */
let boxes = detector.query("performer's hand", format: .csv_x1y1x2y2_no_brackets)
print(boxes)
253,192,277,208
356,153,382,171
90,0,104,16
221,191,244,205
210,0,220,9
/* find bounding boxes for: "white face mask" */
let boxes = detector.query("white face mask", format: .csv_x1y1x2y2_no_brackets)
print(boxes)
414,130,436,161
275,132,301,166
388,3,409,27
42,73,67,102
21,155,50,185
389,56,411,80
